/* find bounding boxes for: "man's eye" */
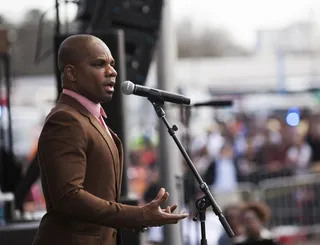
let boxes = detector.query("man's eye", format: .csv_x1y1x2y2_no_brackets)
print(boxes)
92,62,105,67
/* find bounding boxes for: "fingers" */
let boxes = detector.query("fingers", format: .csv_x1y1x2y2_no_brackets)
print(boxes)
170,204,178,213
151,212,190,226
154,188,169,206
162,204,178,213
163,212,189,220
155,188,165,200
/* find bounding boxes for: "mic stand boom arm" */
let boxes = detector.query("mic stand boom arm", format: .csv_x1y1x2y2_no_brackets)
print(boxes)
147,91,235,245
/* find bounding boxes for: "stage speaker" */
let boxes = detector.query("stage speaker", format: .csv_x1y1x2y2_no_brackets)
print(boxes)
122,28,156,85
53,30,128,196
76,0,99,21
104,0,163,32
76,0,163,32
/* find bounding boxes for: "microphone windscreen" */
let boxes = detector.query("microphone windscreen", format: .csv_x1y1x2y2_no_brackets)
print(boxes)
121,81,135,95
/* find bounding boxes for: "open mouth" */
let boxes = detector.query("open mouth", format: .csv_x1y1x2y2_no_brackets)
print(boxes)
104,85,114,93
104,81,115,93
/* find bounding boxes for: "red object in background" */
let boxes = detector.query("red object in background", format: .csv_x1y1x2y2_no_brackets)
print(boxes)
277,232,308,245
140,150,156,166
0,97,7,106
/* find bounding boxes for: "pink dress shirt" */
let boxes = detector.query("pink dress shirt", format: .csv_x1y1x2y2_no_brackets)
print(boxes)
62,89,111,136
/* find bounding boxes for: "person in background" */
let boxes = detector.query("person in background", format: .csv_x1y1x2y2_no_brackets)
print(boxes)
286,129,311,175
203,141,240,208
306,115,320,166
234,201,281,245
217,204,244,245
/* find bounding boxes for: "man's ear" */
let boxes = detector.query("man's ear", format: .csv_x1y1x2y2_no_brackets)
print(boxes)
64,65,76,82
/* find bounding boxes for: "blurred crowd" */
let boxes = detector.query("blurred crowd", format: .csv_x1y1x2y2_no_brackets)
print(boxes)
194,110,320,185
125,108,320,244
127,109,320,203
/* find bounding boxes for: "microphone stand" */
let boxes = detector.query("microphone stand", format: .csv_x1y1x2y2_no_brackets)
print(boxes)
147,92,235,245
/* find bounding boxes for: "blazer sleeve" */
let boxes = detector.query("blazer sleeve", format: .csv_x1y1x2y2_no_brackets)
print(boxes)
38,110,144,229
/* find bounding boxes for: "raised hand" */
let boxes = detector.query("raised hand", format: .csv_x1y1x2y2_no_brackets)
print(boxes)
142,188,189,227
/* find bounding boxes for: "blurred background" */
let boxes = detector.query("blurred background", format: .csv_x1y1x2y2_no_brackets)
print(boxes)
1,0,320,245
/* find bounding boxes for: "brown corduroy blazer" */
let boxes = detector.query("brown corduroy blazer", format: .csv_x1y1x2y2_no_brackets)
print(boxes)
32,94,144,245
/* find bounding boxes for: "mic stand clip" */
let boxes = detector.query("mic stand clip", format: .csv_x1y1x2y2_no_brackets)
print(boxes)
193,196,211,245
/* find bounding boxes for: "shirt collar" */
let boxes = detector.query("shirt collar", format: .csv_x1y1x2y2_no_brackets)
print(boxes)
62,89,107,118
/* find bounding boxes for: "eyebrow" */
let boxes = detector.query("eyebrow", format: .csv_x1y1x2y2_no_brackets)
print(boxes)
94,57,115,65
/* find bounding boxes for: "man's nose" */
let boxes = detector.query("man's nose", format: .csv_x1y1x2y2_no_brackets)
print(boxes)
106,65,117,77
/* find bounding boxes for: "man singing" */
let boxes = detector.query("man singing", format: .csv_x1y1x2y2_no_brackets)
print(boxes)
32,34,188,245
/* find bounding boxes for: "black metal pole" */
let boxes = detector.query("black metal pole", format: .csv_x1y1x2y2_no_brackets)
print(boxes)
0,56,4,190
54,0,62,100
3,54,13,167
55,0,60,35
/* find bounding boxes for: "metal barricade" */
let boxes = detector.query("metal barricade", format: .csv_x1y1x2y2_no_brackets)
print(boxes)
259,173,320,228
239,167,294,186
212,182,259,209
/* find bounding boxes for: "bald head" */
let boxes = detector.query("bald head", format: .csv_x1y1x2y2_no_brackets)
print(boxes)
57,34,102,74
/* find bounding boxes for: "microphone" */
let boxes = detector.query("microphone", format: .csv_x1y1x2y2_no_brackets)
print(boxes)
192,100,233,107
121,81,191,105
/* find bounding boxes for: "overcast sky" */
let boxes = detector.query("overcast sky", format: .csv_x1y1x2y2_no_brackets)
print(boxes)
1,0,319,48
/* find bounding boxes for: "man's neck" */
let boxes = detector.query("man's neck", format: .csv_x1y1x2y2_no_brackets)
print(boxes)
63,88,99,104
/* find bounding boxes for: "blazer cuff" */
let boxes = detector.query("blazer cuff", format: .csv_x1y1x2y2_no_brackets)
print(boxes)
115,203,145,228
